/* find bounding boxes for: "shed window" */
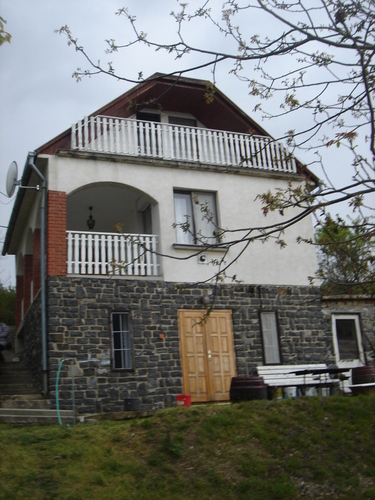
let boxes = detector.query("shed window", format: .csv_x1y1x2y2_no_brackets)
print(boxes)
332,314,363,362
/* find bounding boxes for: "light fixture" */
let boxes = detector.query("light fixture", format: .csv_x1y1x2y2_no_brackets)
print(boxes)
87,206,95,230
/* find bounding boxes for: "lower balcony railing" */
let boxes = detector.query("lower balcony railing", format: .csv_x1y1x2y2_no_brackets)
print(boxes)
71,116,297,174
66,231,159,277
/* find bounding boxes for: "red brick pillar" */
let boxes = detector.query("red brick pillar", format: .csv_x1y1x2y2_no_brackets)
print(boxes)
15,274,24,329
23,255,33,313
47,191,67,276
33,228,41,297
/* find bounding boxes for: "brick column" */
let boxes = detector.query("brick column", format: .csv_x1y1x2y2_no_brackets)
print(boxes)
15,274,24,329
32,228,41,297
47,191,67,276
23,255,33,313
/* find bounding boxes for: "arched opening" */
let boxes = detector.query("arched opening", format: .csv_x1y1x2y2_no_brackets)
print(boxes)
66,183,160,277
67,182,158,234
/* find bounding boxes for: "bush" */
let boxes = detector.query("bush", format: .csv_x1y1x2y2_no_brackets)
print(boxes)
0,283,16,325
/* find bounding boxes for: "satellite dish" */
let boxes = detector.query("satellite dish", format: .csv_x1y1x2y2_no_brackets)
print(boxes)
6,161,18,198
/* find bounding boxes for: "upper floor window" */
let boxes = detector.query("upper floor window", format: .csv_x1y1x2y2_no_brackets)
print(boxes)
111,312,133,370
260,311,282,364
136,111,161,123
168,116,197,127
173,190,218,245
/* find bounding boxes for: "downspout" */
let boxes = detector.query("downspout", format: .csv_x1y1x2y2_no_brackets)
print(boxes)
28,151,48,396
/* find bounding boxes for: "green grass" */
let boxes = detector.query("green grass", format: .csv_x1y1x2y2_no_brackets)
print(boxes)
0,396,374,499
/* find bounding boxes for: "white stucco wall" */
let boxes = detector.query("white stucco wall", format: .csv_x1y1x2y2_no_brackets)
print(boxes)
45,154,318,286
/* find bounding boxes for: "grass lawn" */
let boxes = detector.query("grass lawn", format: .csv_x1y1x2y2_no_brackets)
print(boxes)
0,395,374,499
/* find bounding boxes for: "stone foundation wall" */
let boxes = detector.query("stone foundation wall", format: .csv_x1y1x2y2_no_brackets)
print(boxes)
45,277,334,414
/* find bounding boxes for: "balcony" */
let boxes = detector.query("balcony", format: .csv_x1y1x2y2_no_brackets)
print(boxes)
66,230,159,277
71,115,297,174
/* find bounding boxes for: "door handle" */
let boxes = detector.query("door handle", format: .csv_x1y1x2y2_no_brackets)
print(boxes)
208,350,212,360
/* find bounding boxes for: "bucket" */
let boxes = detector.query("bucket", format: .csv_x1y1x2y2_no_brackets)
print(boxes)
351,366,375,385
230,376,268,401
284,387,297,399
273,388,283,401
176,394,191,407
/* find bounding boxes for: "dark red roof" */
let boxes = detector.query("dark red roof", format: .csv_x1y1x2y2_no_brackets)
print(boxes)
37,73,270,155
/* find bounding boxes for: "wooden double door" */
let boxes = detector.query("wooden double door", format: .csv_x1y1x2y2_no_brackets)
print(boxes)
178,310,237,403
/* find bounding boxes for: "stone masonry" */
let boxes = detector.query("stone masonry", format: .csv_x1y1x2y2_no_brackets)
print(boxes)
40,277,335,415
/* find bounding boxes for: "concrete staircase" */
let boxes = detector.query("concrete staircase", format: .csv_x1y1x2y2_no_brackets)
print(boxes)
0,359,75,425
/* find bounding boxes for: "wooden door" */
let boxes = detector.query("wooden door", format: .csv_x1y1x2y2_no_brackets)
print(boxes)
178,310,237,403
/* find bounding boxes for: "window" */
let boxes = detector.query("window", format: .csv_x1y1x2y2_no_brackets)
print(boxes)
169,116,198,160
332,314,364,362
168,116,197,127
111,312,133,370
173,190,218,245
136,111,161,123
136,111,161,156
260,311,281,364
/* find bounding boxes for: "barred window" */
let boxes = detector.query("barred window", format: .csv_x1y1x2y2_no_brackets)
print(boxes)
111,312,133,370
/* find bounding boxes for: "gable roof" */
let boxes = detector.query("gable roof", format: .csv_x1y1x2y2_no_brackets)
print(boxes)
37,73,272,155
3,73,319,257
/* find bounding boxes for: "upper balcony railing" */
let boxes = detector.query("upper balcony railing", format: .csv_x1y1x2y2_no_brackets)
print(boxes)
71,115,297,174
66,230,159,277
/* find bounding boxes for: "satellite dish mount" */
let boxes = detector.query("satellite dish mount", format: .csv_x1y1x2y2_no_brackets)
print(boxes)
5,160,41,197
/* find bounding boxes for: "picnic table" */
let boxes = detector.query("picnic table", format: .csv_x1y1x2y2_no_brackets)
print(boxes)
257,364,350,397
290,367,351,393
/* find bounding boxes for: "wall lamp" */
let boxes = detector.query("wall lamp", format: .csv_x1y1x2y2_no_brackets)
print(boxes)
87,206,96,230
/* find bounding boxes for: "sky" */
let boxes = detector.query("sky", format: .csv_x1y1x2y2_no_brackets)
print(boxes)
1,0,374,286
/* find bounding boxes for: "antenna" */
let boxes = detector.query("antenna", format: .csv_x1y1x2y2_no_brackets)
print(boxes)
5,160,41,197
6,161,19,198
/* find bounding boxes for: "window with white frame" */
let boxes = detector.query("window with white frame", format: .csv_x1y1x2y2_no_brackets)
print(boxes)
332,314,364,362
111,312,133,370
260,311,281,364
173,190,218,245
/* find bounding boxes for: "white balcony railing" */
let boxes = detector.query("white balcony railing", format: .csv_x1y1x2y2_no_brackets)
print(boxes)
66,231,159,277
71,116,297,174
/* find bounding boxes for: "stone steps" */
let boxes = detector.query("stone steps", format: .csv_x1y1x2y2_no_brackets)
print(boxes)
0,407,76,425
0,394,47,409
0,395,76,425
0,359,75,425
0,360,41,395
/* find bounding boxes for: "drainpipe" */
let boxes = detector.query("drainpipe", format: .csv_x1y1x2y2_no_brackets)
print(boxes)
28,152,48,396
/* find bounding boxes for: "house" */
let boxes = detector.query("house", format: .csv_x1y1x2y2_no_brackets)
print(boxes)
2,73,356,414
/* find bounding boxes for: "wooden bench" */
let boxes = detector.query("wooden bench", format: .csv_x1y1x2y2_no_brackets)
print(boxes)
257,364,341,397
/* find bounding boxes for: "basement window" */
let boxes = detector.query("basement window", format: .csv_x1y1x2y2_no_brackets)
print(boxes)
111,312,134,370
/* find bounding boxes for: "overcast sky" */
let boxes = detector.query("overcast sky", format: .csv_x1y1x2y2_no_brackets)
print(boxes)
0,0,193,285
1,1,373,286
0,0,261,286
